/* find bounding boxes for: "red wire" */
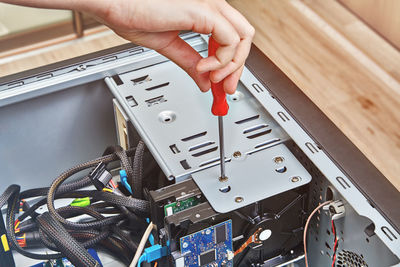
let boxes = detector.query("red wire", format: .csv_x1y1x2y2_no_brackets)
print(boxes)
110,180,117,189
331,220,338,267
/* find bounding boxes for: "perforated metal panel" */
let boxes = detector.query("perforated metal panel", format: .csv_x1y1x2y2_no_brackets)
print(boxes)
106,58,312,213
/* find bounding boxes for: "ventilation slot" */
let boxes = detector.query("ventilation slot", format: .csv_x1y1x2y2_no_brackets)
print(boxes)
169,144,180,154
235,115,260,124
336,176,351,189
199,158,220,168
145,95,166,107
181,131,207,142
180,160,191,170
36,73,53,81
305,142,319,153
125,96,138,107
7,81,24,89
252,83,263,93
102,56,117,62
189,141,215,152
246,129,272,139
243,124,268,134
325,242,331,250
132,75,151,85
381,226,397,241
254,138,281,149
277,111,290,122
145,82,169,91
191,146,218,157
128,48,144,55
112,75,124,85
335,250,368,267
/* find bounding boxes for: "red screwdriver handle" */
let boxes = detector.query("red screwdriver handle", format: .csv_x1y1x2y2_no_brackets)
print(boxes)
208,36,229,116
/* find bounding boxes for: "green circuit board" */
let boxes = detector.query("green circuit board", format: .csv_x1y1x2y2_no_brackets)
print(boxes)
164,196,200,216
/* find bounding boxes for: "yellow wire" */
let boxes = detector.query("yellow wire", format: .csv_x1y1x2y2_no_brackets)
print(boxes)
102,188,113,193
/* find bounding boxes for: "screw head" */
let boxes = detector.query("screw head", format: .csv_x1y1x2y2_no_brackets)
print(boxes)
233,151,242,158
195,214,200,218
235,196,244,203
274,156,284,164
291,176,301,183
77,64,86,71
219,176,228,182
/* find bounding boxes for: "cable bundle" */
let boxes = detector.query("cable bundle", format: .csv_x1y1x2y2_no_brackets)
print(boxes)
0,144,152,267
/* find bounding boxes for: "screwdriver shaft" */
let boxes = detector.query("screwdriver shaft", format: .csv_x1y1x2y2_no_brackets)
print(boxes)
218,116,226,179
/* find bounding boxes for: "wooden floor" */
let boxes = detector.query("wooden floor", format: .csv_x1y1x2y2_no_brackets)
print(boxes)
1,0,399,191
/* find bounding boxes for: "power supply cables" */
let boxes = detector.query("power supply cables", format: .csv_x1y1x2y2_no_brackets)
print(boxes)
0,145,151,266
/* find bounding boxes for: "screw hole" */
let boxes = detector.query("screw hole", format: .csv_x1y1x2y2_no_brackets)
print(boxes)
158,110,176,124
219,186,231,193
275,166,287,173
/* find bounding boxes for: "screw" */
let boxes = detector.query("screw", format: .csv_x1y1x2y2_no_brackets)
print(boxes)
233,151,242,158
77,64,86,71
274,156,284,164
195,214,200,218
235,196,244,203
182,242,188,248
219,176,228,182
291,176,301,183
329,206,336,214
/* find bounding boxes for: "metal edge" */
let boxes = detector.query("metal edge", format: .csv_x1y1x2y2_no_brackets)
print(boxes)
244,44,400,257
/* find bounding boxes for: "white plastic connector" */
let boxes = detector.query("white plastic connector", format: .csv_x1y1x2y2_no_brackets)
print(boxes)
323,200,345,220
227,250,234,260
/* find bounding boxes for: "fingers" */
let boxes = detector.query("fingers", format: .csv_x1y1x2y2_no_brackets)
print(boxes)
156,33,211,92
195,0,255,89
223,65,244,95
195,15,240,72
209,38,251,83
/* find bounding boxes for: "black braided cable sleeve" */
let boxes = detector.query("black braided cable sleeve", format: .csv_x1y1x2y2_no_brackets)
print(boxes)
19,176,92,199
38,227,110,251
97,235,133,265
133,140,146,199
0,184,19,208
18,189,149,228
47,190,149,229
5,185,63,260
103,145,135,191
37,212,100,267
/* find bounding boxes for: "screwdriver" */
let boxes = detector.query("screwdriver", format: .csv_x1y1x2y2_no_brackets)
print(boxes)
208,36,229,181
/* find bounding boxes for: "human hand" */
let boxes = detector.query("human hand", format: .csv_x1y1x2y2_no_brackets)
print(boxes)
84,0,255,94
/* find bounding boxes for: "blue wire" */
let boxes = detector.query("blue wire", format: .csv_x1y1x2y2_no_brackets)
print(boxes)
119,170,133,195
137,254,146,267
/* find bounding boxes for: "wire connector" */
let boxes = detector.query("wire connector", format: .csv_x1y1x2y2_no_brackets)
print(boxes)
70,197,91,207
323,200,345,220
89,162,112,191
120,170,133,195
138,244,169,266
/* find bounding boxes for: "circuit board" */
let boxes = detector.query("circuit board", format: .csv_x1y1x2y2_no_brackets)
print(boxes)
164,196,201,216
180,220,233,267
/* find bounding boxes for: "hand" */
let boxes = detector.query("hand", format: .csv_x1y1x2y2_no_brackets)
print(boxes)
86,0,255,94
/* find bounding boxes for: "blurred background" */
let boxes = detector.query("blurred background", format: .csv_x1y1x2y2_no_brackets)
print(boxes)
0,3,103,56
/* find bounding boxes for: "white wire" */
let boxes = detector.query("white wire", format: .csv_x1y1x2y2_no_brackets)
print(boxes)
303,200,332,267
129,221,154,267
